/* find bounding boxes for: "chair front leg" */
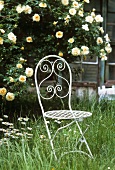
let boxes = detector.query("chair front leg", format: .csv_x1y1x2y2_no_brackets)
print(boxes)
44,118,58,160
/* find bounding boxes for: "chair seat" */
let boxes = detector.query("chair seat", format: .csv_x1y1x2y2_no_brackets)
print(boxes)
44,110,92,120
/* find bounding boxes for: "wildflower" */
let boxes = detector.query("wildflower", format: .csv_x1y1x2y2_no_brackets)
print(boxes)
95,14,103,22
18,117,23,121
9,125,14,129
11,135,18,139
85,15,93,23
0,87,7,96
26,36,33,43
21,122,26,125
40,135,46,139
82,24,89,31
72,47,80,56
24,5,32,14
16,63,23,69
8,32,16,43
55,31,63,38
23,117,29,121
0,37,3,44
69,8,76,15
0,29,5,33
81,46,89,55
61,0,69,6
2,122,12,126
39,2,47,8
26,133,33,136
19,75,26,82
25,67,33,77
27,127,32,130
58,51,63,57
51,168,55,170
6,92,15,101
54,120,61,124
3,115,8,118
16,133,23,136
0,118,3,121
97,37,103,44
68,38,74,43
32,14,40,22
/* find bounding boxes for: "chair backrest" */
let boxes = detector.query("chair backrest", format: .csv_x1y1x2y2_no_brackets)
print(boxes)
34,55,72,114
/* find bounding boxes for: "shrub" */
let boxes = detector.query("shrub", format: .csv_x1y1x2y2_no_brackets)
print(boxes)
0,0,112,104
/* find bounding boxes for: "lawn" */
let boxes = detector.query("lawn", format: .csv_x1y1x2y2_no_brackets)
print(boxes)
0,98,114,170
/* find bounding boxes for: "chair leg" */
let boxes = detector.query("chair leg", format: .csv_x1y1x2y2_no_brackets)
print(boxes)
75,121,93,158
44,119,57,160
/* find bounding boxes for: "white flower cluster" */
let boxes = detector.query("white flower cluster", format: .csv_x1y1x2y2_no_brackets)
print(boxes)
72,46,89,56
16,4,32,14
0,115,33,146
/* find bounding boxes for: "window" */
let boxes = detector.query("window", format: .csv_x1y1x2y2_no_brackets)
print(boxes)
106,0,115,82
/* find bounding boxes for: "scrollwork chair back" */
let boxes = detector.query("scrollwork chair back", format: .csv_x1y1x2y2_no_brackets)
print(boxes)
35,55,72,113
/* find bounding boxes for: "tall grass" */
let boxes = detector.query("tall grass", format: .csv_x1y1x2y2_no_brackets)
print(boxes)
0,99,114,170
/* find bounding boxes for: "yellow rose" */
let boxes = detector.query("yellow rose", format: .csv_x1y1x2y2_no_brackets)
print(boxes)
0,87,7,96
61,0,69,6
24,5,32,14
68,38,74,43
8,32,17,43
25,68,33,77
55,31,63,38
26,36,33,43
69,8,76,16
16,63,23,69
32,14,40,22
72,47,80,56
39,2,47,8
97,37,103,44
19,75,26,82
6,92,15,101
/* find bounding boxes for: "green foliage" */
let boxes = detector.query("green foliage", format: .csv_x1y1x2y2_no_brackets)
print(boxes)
0,0,112,103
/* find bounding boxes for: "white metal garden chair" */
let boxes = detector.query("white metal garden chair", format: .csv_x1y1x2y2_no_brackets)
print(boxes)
35,55,93,160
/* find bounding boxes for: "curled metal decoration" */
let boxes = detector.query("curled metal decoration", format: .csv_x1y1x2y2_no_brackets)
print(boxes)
39,60,52,73
38,58,70,99
55,59,65,72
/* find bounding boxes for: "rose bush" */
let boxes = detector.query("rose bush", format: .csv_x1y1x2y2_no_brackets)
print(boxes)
0,0,112,102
